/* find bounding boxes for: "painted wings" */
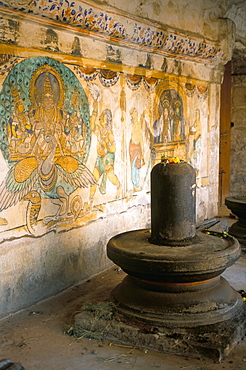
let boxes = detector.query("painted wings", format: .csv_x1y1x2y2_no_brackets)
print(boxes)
55,155,96,188
0,156,39,212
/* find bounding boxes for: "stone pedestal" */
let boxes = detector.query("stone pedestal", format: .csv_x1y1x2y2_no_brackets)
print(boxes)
105,162,246,359
225,196,246,252
107,229,242,327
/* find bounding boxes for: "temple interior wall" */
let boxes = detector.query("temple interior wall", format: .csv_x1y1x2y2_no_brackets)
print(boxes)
230,50,246,196
0,0,244,318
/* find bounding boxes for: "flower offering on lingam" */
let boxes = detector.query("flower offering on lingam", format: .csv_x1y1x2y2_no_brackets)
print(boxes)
161,155,185,165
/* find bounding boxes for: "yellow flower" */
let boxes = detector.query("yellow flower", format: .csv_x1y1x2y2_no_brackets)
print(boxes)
161,155,183,164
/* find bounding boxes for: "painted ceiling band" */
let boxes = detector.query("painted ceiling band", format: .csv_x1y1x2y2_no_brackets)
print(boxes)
0,1,222,63
0,43,215,86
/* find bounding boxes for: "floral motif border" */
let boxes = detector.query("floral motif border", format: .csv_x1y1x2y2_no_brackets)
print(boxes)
0,0,222,62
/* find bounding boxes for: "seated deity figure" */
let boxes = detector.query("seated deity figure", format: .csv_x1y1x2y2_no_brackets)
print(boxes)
8,85,33,156
31,73,64,158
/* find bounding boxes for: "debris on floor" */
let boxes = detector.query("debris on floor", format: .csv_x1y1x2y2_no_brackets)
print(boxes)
238,290,246,301
71,299,246,362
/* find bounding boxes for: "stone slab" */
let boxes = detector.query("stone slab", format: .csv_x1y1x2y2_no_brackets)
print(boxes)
73,302,246,361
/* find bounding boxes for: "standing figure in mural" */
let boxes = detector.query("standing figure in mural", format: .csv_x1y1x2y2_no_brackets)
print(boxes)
153,114,163,143
88,101,121,205
153,99,173,144
173,100,185,141
65,88,86,156
162,99,172,142
129,108,145,192
192,109,202,176
155,89,185,144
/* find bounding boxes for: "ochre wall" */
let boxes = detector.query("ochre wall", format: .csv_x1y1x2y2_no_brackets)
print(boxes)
0,0,233,318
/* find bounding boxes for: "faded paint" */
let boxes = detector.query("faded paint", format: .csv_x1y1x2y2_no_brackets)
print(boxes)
0,0,241,318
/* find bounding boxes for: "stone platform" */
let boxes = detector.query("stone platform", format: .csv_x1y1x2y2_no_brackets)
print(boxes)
73,301,246,361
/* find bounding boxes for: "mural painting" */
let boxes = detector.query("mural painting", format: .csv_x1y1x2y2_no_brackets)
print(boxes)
129,107,146,193
0,56,209,239
88,100,121,206
0,57,96,236
189,108,202,175
153,88,185,144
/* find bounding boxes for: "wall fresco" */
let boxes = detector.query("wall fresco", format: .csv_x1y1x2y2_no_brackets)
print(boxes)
0,0,228,321
0,55,210,240
0,1,222,63
152,89,185,144
0,57,95,236
88,100,121,205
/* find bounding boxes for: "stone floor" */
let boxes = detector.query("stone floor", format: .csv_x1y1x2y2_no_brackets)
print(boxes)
0,250,245,370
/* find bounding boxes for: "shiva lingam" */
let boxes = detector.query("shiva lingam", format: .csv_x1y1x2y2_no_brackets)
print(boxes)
225,196,246,251
107,159,245,357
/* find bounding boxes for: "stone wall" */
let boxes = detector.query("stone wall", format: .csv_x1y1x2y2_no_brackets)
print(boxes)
230,49,246,196
0,0,235,318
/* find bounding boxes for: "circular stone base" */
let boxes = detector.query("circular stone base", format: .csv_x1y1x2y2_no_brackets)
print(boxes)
107,228,242,328
229,222,246,250
107,229,241,282
110,275,244,328
225,196,246,220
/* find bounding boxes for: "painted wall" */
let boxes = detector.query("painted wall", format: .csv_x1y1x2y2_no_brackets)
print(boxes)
0,0,234,318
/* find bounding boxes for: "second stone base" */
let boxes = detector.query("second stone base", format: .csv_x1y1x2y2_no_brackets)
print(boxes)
109,275,243,328
229,222,246,252
73,302,246,361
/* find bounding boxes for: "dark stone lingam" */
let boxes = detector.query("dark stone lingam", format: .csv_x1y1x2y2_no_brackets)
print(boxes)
225,196,246,252
73,161,245,360
105,162,246,359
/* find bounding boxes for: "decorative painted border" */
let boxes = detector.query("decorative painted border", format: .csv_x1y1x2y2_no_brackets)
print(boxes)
0,55,209,98
0,0,222,62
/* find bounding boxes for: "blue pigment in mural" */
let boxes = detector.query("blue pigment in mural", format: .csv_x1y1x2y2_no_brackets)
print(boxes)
0,57,96,233
0,57,92,165
153,89,185,144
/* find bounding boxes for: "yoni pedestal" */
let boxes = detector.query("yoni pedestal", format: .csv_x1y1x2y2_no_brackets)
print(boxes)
225,196,246,252
106,161,245,359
